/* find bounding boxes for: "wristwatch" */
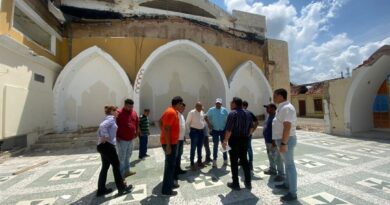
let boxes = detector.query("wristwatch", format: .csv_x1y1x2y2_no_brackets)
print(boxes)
281,142,287,146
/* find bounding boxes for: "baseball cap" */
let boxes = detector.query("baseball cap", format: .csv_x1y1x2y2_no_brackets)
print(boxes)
263,103,277,109
216,98,223,104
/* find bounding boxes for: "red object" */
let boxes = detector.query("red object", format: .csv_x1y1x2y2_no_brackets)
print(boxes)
116,108,139,141
160,107,179,145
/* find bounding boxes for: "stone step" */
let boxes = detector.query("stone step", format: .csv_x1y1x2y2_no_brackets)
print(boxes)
39,132,96,140
36,136,96,144
30,140,97,151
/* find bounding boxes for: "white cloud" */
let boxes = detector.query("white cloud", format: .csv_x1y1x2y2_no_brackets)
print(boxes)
224,0,389,84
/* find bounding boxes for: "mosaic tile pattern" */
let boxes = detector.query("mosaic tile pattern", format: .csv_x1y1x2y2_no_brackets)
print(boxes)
0,130,389,205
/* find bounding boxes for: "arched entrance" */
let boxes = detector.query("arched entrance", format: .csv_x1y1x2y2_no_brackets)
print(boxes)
134,40,229,122
53,46,133,132
229,61,273,116
373,75,390,129
344,54,390,134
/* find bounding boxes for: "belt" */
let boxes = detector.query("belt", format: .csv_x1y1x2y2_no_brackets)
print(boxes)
190,127,203,131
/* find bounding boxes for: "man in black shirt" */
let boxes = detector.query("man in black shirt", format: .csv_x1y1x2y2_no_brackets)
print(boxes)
222,97,254,190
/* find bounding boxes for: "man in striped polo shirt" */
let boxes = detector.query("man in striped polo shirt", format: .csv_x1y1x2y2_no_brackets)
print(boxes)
138,109,150,160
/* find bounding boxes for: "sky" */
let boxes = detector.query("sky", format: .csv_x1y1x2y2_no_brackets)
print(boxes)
210,0,390,84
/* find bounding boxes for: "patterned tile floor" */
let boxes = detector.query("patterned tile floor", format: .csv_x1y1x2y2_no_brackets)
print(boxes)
0,130,389,205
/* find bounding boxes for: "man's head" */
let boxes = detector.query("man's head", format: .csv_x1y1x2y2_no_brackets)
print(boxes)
195,102,202,112
143,109,150,116
243,101,249,110
273,88,288,104
215,98,223,109
178,103,186,113
171,96,184,110
231,97,243,110
124,99,134,111
264,103,277,115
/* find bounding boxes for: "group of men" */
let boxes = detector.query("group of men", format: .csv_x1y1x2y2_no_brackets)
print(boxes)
159,88,298,202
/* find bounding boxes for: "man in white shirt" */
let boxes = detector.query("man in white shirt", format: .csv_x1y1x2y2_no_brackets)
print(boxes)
186,102,206,170
272,88,298,202
174,103,187,186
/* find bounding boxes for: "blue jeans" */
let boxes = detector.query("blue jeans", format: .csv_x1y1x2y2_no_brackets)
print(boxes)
247,135,253,163
276,136,297,196
211,130,227,161
266,142,284,176
162,144,177,195
139,135,148,158
117,139,134,177
189,128,204,165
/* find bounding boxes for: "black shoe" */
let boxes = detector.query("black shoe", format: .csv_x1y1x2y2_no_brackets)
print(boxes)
281,193,297,202
173,183,180,189
96,188,113,197
162,191,178,196
227,182,241,191
117,184,133,196
244,182,252,190
264,169,277,176
178,169,187,175
205,158,212,164
274,175,284,182
275,183,289,190
145,154,150,157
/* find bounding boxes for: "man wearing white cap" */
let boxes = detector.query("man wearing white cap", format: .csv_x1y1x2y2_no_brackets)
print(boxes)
205,98,229,167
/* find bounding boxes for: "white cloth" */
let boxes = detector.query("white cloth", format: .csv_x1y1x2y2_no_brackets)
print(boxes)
186,109,206,130
272,101,297,140
179,112,186,140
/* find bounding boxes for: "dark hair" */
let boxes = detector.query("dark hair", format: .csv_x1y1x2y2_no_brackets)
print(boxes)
104,105,117,115
182,103,186,107
124,99,134,105
232,97,243,108
171,96,183,106
274,88,288,100
243,101,249,108
144,109,150,112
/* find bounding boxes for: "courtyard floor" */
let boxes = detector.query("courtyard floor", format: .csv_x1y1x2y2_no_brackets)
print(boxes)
0,130,389,205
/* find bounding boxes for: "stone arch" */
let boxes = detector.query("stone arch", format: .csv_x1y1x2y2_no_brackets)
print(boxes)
134,39,229,122
53,46,133,132
344,54,390,134
229,61,273,116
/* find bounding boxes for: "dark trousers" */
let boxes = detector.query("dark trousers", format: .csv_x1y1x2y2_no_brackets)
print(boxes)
229,138,251,186
189,128,204,165
211,130,227,160
203,135,211,161
174,140,184,180
162,144,177,195
97,143,125,192
139,135,148,158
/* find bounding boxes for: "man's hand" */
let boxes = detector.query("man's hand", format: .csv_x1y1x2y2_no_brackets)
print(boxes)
101,136,108,143
222,141,227,150
279,145,288,153
165,145,172,155
272,140,276,148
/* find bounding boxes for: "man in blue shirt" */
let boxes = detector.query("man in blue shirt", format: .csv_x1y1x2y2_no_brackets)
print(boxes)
222,97,254,190
263,103,284,182
205,98,229,168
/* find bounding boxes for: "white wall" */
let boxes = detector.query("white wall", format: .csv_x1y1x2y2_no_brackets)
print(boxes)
53,46,133,132
345,55,390,134
0,39,60,143
140,51,225,121
229,61,272,116
135,40,229,122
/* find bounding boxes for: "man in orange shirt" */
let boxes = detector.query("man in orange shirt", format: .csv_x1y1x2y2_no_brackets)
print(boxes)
159,96,183,196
